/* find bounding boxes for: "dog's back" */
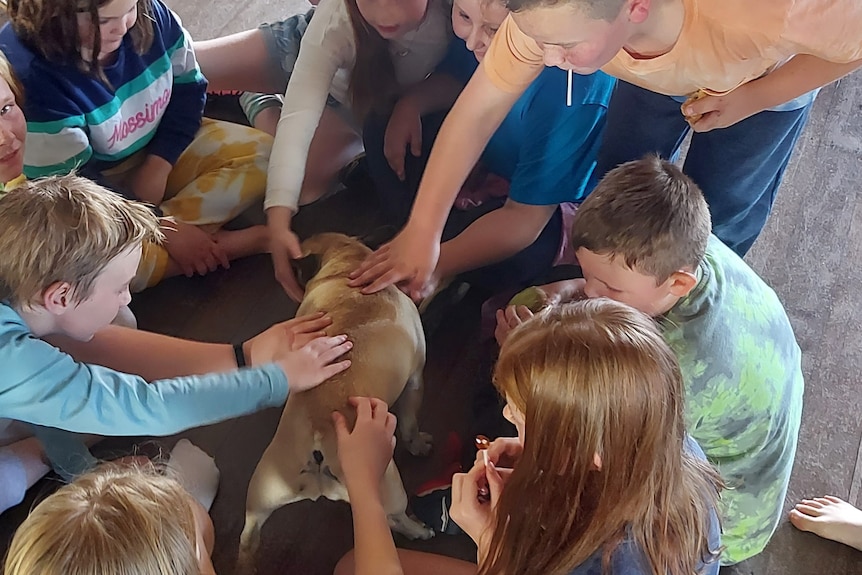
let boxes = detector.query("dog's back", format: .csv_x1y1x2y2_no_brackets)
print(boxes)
293,233,425,431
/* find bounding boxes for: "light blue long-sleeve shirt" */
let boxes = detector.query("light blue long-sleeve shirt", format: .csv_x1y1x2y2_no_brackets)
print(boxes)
0,301,289,477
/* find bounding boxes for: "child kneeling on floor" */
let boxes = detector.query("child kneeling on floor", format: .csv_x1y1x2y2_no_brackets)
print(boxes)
0,174,351,515
0,0,274,290
499,156,805,564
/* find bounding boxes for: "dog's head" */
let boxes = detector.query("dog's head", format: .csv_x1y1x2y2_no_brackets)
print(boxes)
291,233,376,289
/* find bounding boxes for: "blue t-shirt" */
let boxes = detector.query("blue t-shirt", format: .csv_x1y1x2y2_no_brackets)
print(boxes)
437,39,615,205
568,437,721,575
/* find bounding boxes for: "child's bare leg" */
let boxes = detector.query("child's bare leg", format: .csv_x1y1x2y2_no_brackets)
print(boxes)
790,496,862,551
251,106,282,136
297,106,363,205
334,548,477,575
0,437,50,514
194,30,282,94
213,225,270,259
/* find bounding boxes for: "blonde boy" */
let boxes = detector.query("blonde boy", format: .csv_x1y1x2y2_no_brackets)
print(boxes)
500,156,804,564
0,174,350,495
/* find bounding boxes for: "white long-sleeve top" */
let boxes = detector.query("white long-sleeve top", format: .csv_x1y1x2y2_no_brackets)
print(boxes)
265,0,451,212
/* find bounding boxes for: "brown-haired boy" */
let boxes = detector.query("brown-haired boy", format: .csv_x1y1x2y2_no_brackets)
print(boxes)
0,174,351,510
499,156,805,564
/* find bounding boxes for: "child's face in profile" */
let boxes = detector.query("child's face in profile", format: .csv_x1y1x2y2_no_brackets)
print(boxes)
451,0,510,61
512,2,634,74
0,77,26,184
576,247,683,317
77,0,139,62
58,244,140,341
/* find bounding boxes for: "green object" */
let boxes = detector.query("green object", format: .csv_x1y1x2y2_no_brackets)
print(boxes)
508,286,547,312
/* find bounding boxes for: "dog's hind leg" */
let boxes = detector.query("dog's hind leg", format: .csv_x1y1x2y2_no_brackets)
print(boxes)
381,459,435,540
235,457,317,574
394,370,433,456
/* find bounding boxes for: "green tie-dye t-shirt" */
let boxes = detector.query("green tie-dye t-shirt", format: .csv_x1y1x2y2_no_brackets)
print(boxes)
661,235,804,565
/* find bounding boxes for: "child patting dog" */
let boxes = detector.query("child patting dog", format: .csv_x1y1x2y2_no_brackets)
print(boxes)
0,174,351,512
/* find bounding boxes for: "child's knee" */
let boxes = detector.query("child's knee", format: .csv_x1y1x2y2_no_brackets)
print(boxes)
0,450,28,513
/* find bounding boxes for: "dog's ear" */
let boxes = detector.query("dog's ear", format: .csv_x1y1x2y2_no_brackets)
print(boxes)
290,253,322,288
358,225,399,251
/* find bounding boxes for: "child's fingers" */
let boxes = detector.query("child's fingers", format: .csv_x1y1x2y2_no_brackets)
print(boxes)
384,412,397,435
354,396,373,421
366,397,390,417
315,337,353,363
348,245,390,281
332,411,349,439
514,305,534,322
485,461,505,505
321,360,351,380
409,121,422,157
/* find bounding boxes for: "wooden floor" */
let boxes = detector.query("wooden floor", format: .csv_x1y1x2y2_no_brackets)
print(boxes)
2,1,862,574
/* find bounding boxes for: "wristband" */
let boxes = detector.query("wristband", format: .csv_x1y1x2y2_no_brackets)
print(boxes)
233,342,247,368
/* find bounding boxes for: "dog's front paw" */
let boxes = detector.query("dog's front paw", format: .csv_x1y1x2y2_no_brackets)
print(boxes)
389,513,436,540
406,432,434,457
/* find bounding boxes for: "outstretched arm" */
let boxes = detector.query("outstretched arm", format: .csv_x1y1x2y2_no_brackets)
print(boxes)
685,55,862,131
349,67,523,298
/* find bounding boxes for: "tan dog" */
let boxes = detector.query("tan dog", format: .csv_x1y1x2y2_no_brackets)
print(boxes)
237,233,434,573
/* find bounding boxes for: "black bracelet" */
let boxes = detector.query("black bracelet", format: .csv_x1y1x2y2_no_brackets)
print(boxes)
233,342,247,368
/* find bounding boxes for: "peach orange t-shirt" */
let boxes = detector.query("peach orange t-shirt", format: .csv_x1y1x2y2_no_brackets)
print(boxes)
484,0,862,97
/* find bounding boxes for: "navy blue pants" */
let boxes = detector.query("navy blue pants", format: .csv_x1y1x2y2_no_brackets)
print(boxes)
363,110,562,294
595,81,813,256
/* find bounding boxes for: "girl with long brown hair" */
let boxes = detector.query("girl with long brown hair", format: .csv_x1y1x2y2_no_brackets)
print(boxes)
337,298,722,575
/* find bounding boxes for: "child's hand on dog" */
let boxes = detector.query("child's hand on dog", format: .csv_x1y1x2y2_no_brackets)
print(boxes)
348,225,440,301
274,332,352,393
245,312,337,365
333,397,397,497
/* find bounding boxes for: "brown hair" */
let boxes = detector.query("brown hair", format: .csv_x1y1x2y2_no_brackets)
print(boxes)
571,155,711,283
504,0,627,21
3,462,199,575
0,50,25,105
6,0,155,84
344,0,399,121
483,299,722,575
0,174,162,307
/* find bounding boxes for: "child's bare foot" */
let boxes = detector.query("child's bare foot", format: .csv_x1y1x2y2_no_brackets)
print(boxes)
214,225,269,259
790,496,862,551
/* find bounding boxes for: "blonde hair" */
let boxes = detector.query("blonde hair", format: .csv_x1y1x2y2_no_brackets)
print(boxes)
0,174,161,307
484,299,722,575
570,155,712,283
0,50,24,105
4,463,199,575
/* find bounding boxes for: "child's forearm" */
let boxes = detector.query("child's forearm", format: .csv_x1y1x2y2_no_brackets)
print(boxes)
49,326,239,381
349,491,404,575
407,69,520,240
437,201,555,278
747,55,862,111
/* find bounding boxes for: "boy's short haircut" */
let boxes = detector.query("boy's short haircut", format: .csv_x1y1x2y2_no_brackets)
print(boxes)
571,155,711,283
0,174,162,307
504,0,627,22
0,51,24,105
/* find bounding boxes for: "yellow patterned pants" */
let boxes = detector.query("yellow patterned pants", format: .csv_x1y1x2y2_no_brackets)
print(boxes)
101,119,273,292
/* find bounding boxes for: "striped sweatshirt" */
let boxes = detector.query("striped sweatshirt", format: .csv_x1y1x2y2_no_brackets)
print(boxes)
0,0,206,179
